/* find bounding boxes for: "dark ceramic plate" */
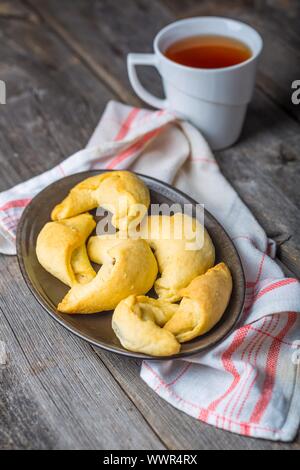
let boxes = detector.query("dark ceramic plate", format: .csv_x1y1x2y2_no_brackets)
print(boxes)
17,170,245,360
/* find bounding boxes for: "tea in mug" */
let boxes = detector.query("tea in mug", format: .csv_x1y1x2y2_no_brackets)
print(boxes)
165,35,252,69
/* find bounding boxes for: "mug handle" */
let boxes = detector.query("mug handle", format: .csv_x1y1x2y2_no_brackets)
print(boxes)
127,53,168,109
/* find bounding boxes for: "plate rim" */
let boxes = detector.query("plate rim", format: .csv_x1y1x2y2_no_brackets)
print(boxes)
16,170,246,360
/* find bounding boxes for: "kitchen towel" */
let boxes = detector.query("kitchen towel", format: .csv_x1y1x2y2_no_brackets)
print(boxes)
1,101,300,441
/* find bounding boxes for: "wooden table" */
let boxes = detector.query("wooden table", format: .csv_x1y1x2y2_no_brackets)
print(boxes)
0,0,299,450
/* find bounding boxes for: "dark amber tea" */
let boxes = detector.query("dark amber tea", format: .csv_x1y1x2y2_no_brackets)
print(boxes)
165,35,252,69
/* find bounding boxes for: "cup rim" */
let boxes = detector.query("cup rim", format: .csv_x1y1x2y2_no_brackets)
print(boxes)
154,16,263,73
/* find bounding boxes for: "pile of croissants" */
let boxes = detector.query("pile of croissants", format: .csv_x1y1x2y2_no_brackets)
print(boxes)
36,170,232,356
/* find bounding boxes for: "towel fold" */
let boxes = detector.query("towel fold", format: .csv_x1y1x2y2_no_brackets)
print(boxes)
1,101,299,441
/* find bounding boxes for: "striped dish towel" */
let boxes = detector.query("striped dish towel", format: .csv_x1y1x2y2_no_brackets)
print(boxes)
1,101,300,441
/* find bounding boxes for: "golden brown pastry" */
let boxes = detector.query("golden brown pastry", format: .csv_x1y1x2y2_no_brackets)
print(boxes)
58,239,158,314
71,245,96,284
138,213,215,301
88,214,215,302
164,262,232,342
87,232,127,265
129,295,179,326
36,213,96,287
112,295,180,356
112,262,232,355
51,171,150,230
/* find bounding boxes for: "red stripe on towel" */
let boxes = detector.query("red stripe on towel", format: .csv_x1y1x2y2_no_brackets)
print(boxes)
249,312,297,424
0,198,31,212
106,128,161,170
114,108,140,141
200,327,250,423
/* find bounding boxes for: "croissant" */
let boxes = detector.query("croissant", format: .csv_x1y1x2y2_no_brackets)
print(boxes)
164,262,233,342
112,295,180,356
138,214,215,301
51,171,150,230
71,245,96,285
87,232,127,265
112,262,232,356
58,239,158,314
36,213,96,287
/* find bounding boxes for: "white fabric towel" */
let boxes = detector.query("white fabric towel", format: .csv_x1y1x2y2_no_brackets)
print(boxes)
1,101,299,441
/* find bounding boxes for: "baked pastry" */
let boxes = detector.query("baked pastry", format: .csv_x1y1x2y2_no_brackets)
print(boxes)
89,214,215,302
164,262,232,342
36,213,96,287
138,214,215,301
58,239,158,314
127,295,179,326
112,262,232,355
51,171,150,230
71,244,96,284
112,295,180,356
87,232,127,265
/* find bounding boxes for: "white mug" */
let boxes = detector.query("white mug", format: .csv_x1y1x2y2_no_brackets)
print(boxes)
127,17,263,150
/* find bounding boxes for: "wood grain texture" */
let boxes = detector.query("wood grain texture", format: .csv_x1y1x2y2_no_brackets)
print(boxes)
93,349,300,450
27,0,300,277
0,0,299,450
0,2,112,189
0,0,164,450
26,0,168,106
0,258,164,449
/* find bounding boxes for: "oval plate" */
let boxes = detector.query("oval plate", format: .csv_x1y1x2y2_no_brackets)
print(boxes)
17,171,245,360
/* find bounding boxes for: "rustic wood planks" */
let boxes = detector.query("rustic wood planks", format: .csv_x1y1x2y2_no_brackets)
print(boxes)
0,0,299,450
